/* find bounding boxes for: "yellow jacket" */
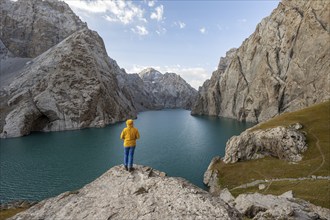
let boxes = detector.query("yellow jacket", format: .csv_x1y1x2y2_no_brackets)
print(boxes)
120,119,140,147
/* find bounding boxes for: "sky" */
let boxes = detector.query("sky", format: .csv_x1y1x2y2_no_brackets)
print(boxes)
62,0,280,89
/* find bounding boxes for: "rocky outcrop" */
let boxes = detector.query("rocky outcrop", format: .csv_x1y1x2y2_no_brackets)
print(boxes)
203,156,221,194
0,0,86,58
223,123,307,163
0,28,136,138
192,0,330,122
9,165,241,220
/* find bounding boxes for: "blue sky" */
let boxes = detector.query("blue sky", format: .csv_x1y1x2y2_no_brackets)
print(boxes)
63,0,280,89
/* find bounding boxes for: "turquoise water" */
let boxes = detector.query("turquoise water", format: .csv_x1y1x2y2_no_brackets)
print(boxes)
0,110,254,203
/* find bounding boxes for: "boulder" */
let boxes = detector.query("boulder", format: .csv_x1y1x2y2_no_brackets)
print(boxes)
223,123,307,163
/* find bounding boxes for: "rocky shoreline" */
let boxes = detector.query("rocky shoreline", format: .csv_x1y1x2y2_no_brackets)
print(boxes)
0,200,37,211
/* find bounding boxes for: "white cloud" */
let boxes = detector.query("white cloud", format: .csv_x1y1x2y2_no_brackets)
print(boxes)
156,27,167,35
131,25,149,36
63,0,146,24
199,27,206,34
238,18,247,23
163,66,209,89
150,5,164,21
174,21,186,29
148,0,155,7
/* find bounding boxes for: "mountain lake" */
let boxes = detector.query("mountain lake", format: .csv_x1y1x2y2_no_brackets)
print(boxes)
0,109,254,203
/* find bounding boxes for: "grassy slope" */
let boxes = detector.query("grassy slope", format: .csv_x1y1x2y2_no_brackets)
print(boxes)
0,208,28,220
214,100,330,208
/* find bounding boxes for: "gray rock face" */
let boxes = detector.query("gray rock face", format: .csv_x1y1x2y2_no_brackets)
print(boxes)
138,68,198,110
9,165,241,220
1,28,136,138
203,156,221,194
192,0,330,122
191,48,237,116
0,0,87,58
116,67,198,111
223,123,307,163
234,192,330,220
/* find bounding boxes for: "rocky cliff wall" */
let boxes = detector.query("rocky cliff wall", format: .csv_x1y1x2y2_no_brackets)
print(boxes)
192,0,330,122
1,28,136,138
0,0,87,58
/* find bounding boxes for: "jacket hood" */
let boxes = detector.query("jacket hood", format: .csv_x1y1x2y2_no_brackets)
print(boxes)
126,119,134,127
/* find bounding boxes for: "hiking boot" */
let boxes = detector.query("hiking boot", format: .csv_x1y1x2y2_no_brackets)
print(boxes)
124,166,128,171
128,167,134,172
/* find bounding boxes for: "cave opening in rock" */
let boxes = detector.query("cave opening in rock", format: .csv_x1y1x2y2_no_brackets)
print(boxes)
31,114,50,132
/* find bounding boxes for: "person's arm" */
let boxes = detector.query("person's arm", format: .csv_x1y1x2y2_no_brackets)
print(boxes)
120,129,125,140
136,129,140,140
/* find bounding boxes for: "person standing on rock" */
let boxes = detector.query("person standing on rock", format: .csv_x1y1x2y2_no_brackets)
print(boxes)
120,119,140,172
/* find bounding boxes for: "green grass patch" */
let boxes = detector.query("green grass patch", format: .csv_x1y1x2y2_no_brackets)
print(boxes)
214,100,330,208
0,208,28,220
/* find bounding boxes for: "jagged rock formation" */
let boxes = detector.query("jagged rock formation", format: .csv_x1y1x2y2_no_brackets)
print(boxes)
0,0,87,58
223,123,307,163
0,28,136,138
116,68,197,111
9,165,241,220
192,0,330,122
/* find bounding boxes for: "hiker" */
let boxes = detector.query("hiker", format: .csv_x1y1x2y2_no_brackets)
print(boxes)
120,119,140,172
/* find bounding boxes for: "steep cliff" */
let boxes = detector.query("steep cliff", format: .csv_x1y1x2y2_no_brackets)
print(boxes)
1,28,136,138
192,0,330,122
0,0,87,58
191,48,236,116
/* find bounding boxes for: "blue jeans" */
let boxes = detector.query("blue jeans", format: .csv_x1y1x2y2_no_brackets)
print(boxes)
124,146,135,168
